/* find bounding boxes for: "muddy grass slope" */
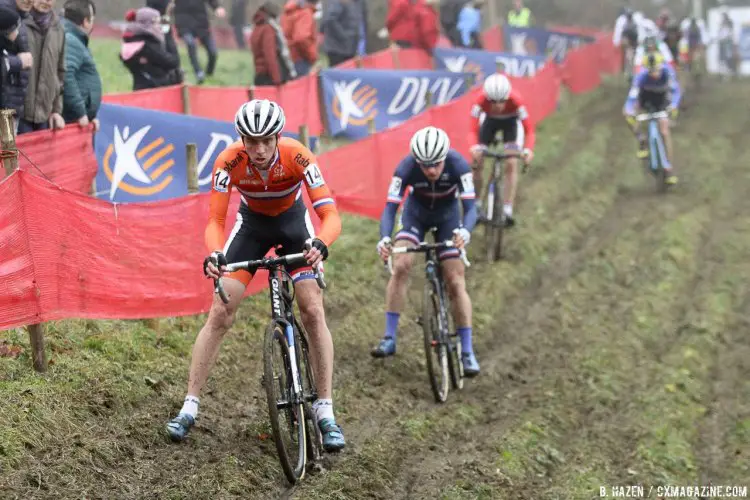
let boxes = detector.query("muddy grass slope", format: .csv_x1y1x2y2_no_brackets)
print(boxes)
1,79,749,499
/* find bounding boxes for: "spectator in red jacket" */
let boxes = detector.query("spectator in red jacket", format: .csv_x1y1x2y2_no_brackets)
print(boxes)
281,0,318,77
385,0,420,48
250,1,295,85
414,0,439,52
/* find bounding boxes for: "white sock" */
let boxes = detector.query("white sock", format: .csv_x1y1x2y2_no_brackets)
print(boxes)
312,399,334,423
503,204,513,217
180,395,200,419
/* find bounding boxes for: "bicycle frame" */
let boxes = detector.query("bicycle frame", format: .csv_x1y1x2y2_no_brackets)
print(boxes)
637,111,669,173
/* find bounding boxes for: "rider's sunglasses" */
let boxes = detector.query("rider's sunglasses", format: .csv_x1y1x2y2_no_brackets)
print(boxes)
418,161,441,170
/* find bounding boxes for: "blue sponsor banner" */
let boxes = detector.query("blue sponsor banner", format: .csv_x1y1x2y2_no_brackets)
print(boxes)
740,24,750,61
504,26,594,63
433,47,547,82
320,69,472,140
93,103,316,203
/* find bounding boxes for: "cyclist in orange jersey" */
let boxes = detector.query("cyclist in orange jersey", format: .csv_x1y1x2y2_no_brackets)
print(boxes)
166,99,346,452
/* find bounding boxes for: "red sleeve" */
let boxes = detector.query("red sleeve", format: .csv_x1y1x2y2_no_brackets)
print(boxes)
512,92,535,151
261,29,282,85
468,94,489,146
292,10,316,59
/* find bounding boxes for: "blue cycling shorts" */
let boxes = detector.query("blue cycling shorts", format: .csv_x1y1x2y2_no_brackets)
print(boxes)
394,196,461,261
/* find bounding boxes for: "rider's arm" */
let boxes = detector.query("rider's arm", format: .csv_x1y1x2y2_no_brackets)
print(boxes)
667,65,682,109
468,95,489,148
205,152,235,252
633,45,645,73
660,42,675,66
453,153,478,232
624,70,646,115
294,145,342,247
511,92,535,151
380,158,411,238
613,16,624,46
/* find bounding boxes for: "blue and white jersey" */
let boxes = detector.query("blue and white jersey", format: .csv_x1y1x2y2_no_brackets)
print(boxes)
624,65,682,115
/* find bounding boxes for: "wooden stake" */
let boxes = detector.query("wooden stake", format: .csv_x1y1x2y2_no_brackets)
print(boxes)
0,108,47,372
181,84,190,114
367,117,376,135
186,143,199,194
299,125,310,148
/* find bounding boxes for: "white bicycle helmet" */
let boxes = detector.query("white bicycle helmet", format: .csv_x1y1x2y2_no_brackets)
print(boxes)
410,126,450,164
483,73,511,102
234,99,286,138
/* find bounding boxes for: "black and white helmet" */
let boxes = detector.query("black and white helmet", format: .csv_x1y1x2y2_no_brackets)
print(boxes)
483,73,511,101
410,126,450,164
234,99,286,138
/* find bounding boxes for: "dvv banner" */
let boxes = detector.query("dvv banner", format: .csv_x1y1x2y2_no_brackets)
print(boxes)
433,47,547,81
94,103,316,203
320,69,472,139
504,26,594,63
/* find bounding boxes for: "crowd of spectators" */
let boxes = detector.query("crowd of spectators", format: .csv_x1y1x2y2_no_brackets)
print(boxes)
0,0,101,135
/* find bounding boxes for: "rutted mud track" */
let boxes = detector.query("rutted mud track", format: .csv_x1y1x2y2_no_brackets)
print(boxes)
4,81,749,499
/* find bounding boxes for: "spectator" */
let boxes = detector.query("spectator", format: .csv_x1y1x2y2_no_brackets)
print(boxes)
18,0,65,134
385,0,420,49
321,0,360,67
414,0,439,53
120,7,180,91
61,0,101,130
0,2,30,129
173,0,225,85
249,1,295,85
281,0,318,77
458,0,483,49
146,0,183,84
440,0,465,47
507,0,533,27
229,0,247,49
351,0,368,56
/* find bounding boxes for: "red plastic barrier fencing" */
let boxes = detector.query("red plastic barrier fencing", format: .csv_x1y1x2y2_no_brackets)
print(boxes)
103,85,184,113
15,126,99,193
0,30,620,329
187,85,248,122
561,42,602,94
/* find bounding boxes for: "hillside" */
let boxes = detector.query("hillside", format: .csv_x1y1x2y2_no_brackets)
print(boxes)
2,78,749,498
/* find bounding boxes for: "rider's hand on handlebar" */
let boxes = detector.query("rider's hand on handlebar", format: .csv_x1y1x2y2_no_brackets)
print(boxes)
377,236,392,262
469,144,485,163
522,148,534,165
452,228,471,250
304,238,328,268
203,251,227,280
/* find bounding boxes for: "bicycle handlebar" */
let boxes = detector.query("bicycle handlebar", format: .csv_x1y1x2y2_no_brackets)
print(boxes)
213,252,326,304
386,241,471,275
482,150,523,160
636,111,669,121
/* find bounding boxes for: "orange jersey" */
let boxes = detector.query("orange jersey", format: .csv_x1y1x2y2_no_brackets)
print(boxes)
206,137,341,252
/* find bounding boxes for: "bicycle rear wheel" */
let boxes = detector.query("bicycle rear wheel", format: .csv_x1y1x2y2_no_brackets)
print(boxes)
295,320,323,465
422,278,450,403
263,322,307,484
484,175,505,262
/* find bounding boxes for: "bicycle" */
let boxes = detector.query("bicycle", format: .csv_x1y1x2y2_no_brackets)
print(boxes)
214,252,326,484
477,149,524,262
387,229,470,403
636,110,671,193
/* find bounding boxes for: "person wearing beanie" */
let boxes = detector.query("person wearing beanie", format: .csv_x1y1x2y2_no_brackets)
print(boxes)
249,1,295,85
17,0,66,134
0,3,31,129
145,0,181,83
120,6,179,91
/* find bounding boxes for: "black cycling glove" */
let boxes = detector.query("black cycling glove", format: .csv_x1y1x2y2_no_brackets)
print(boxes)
203,251,227,277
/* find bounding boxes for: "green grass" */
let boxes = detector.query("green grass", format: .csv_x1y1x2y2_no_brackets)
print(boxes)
2,80,750,498
90,37,255,93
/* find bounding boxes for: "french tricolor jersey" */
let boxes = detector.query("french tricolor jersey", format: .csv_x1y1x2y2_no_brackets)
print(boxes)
469,89,536,150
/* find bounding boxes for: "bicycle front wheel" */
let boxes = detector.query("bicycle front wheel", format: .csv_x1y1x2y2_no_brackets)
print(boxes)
263,322,307,484
648,122,668,193
485,177,505,262
422,278,450,403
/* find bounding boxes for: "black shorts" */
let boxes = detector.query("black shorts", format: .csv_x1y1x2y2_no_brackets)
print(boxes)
638,91,669,112
395,197,462,261
223,197,315,285
478,117,524,150
623,29,638,48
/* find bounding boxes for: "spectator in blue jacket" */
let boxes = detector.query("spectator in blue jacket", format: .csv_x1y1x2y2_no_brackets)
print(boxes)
457,0,483,49
321,0,360,67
